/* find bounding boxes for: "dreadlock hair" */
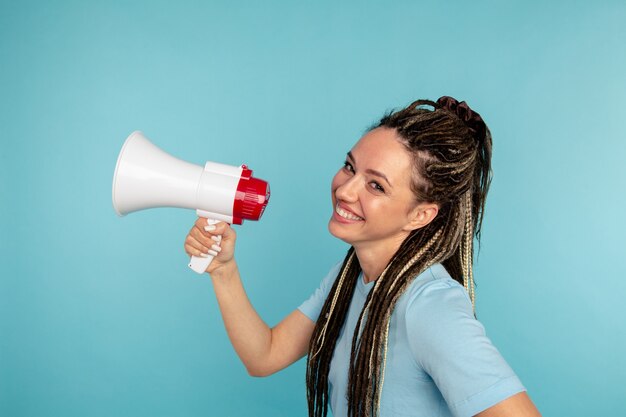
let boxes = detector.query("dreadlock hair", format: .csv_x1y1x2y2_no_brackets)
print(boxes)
306,97,493,417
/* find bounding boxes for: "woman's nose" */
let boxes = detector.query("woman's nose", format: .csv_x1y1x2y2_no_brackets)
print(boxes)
335,176,359,202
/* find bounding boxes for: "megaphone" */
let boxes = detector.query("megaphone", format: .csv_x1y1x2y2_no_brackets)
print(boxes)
112,131,270,273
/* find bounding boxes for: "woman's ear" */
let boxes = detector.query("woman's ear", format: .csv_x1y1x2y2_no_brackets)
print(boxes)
404,203,439,231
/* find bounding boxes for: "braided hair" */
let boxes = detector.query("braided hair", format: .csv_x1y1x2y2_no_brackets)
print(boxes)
306,97,493,417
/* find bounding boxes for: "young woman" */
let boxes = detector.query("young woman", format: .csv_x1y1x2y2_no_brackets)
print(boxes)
184,97,542,417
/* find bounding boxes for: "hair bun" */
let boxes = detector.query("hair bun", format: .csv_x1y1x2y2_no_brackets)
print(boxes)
436,96,487,142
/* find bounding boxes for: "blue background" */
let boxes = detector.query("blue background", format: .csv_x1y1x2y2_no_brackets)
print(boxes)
1,1,625,416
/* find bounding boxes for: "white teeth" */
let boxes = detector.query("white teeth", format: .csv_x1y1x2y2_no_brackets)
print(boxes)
335,204,363,221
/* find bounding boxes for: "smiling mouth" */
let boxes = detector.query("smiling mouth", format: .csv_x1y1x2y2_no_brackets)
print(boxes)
335,203,364,221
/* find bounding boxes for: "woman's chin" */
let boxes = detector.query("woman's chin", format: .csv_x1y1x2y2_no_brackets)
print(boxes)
328,218,338,236
328,218,354,244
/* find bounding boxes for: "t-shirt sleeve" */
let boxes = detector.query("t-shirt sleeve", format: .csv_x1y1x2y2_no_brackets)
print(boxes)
405,279,526,417
297,262,342,322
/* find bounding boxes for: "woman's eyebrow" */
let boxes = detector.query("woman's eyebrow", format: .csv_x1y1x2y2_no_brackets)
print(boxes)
347,151,393,189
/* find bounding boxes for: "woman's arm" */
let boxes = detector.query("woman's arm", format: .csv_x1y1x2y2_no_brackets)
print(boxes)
475,392,541,417
208,259,315,376
184,219,315,376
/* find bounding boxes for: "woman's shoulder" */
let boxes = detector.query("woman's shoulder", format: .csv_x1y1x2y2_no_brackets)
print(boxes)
399,263,474,319
406,263,469,298
399,263,485,364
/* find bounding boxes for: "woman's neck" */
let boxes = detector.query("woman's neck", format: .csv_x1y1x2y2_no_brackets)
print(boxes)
354,236,406,283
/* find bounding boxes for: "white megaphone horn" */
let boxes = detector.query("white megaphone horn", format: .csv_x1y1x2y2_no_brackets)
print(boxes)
112,131,270,273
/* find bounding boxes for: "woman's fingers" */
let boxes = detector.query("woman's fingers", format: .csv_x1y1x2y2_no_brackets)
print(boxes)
184,233,211,257
189,226,214,248
184,237,222,258
194,216,209,229
195,220,236,246
184,243,208,258
201,220,231,238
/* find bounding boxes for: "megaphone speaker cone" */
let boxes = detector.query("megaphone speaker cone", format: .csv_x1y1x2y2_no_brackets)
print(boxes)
112,131,204,216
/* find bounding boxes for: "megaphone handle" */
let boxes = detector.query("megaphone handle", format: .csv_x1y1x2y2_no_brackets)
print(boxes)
188,219,222,274
189,253,215,274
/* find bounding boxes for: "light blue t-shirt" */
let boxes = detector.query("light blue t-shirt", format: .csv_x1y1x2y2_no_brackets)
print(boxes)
298,262,525,417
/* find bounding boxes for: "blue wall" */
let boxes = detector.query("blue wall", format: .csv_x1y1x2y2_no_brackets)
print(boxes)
1,1,625,416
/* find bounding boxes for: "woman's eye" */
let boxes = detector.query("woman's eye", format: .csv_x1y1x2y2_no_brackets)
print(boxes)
370,182,385,193
343,161,354,173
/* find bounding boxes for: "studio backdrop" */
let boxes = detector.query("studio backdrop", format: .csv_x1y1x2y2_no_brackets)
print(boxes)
1,1,625,416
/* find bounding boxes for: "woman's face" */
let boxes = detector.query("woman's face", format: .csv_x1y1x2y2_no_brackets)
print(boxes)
328,127,434,250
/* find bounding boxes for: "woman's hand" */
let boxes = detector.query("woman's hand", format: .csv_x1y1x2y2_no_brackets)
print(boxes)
184,218,237,274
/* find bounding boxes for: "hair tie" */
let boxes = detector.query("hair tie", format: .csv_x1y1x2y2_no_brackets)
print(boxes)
436,96,487,142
